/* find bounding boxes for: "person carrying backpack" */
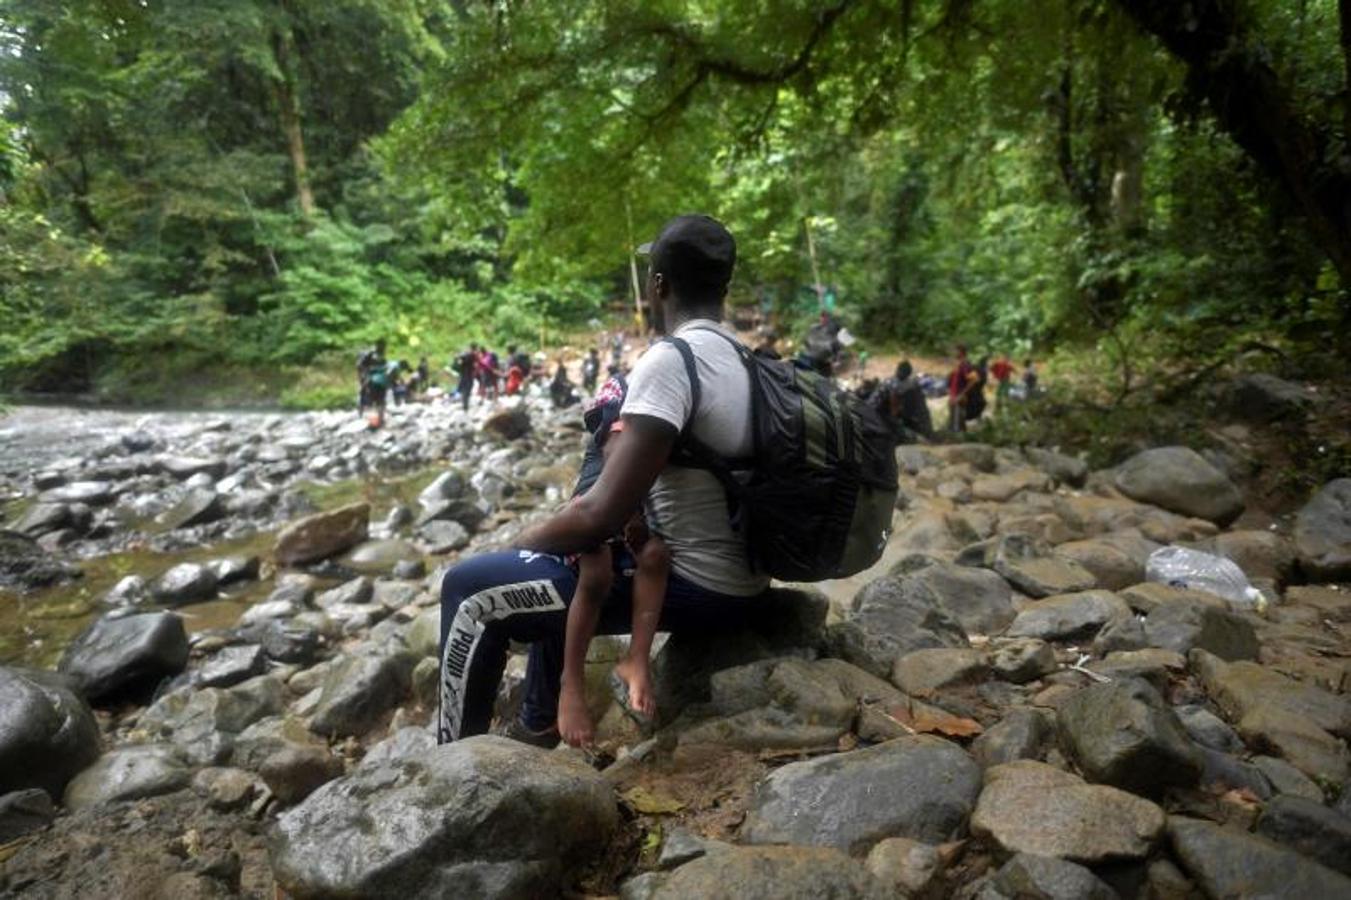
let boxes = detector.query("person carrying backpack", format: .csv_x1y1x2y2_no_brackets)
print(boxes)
435,215,896,747
948,344,977,432
454,344,478,412
358,339,388,427
582,348,601,393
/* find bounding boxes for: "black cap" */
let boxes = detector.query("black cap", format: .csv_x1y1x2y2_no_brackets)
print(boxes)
642,214,736,298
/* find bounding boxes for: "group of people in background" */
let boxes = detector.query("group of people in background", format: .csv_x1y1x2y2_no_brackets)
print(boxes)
356,340,430,428
945,344,1039,433
354,332,636,428
356,325,1042,441
448,343,537,412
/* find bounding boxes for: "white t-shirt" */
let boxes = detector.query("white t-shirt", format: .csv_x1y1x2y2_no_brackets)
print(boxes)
622,319,770,597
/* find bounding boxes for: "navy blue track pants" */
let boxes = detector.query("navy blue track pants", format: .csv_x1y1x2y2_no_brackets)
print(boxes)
436,549,757,742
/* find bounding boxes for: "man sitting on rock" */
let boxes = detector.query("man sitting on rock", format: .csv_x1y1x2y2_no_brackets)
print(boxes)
437,214,770,747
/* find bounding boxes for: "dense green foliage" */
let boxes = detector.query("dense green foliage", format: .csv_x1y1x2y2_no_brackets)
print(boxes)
1,0,1347,400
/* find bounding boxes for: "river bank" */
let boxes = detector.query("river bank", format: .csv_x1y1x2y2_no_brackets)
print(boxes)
1,381,1349,898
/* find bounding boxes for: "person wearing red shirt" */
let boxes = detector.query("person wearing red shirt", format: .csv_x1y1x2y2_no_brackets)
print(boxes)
948,344,976,432
991,353,1015,414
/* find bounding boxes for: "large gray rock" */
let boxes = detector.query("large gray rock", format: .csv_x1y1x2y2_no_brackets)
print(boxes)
651,590,828,721
1293,478,1351,581
39,480,114,505
62,744,192,810
315,576,373,609
270,736,618,899
196,644,266,689
1255,794,1351,875
891,555,1015,635
162,487,223,530
1169,816,1351,898
1054,539,1144,591
417,470,466,507
418,519,471,554
0,667,101,798
59,612,189,704
677,657,854,750
1175,704,1244,753
830,575,968,678
138,676,286,765
626,845,891,900
1114,447,1244,525
742,736,981,853
1191,650,1351,782
1228,373,1315,423
0,529,79,589
273,502,370,566
972,708,1053,768
989,638,1055,684
150,562,218,606
891,648,988,696
309,651,413,737
1143,598,1258,660
12,502,74,537
997,557,1098,599
417,497,489,531
986,854,1116,900
1057,679,1202,796
970,761,1165,863
342,538,420,573
1004,591,1130,641
157,455,226,480
1025,448,1089,488
259,743,344,805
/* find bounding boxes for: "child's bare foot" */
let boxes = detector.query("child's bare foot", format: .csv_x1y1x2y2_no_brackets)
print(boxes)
613,656,655,717
557,683,594,748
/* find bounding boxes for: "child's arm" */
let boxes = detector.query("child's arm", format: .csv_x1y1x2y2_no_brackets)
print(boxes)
558,545,612,747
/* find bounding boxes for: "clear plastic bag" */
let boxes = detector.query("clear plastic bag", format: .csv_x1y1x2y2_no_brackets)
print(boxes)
1145,546,1266,611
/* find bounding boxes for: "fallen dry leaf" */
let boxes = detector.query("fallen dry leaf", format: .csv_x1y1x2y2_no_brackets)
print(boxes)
622,785,685,815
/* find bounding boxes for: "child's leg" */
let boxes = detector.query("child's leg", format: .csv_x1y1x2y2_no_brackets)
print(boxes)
614,535,669,717
558,544,613,747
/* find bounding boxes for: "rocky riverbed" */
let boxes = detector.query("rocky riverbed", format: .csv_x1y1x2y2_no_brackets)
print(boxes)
1,391,1350,899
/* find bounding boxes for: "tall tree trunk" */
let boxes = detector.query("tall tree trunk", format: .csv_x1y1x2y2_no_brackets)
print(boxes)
1341,0,1351,144
1116,0,1351,283
271,25,316,220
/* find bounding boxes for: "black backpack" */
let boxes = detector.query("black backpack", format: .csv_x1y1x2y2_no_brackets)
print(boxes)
665,327,898,582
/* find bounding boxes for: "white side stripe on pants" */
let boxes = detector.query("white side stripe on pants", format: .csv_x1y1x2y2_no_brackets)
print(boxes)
438,578,566,742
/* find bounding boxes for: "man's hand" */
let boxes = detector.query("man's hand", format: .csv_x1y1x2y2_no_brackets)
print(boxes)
516,414,677,555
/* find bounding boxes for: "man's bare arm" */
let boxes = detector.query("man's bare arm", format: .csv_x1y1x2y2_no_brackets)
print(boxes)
515,414,677,554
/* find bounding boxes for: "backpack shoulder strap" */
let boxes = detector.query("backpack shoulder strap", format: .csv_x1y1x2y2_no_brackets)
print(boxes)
659,336,701,430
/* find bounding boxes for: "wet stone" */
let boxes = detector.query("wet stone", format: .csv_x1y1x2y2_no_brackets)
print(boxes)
63,744,193,810
196,644,266,689
0,667,101,798
972,708,1053,768
59,612,190,705
986,854,1116,900
742,735,981,853
1057,679,1202,796
269,736,618,900
1254,794,1351,876
970,761,1165,863
0,788,56,842
150,562,218,606
1168,816,1351,898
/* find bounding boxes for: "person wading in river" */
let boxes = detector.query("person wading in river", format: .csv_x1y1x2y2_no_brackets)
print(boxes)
436,214,770,747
